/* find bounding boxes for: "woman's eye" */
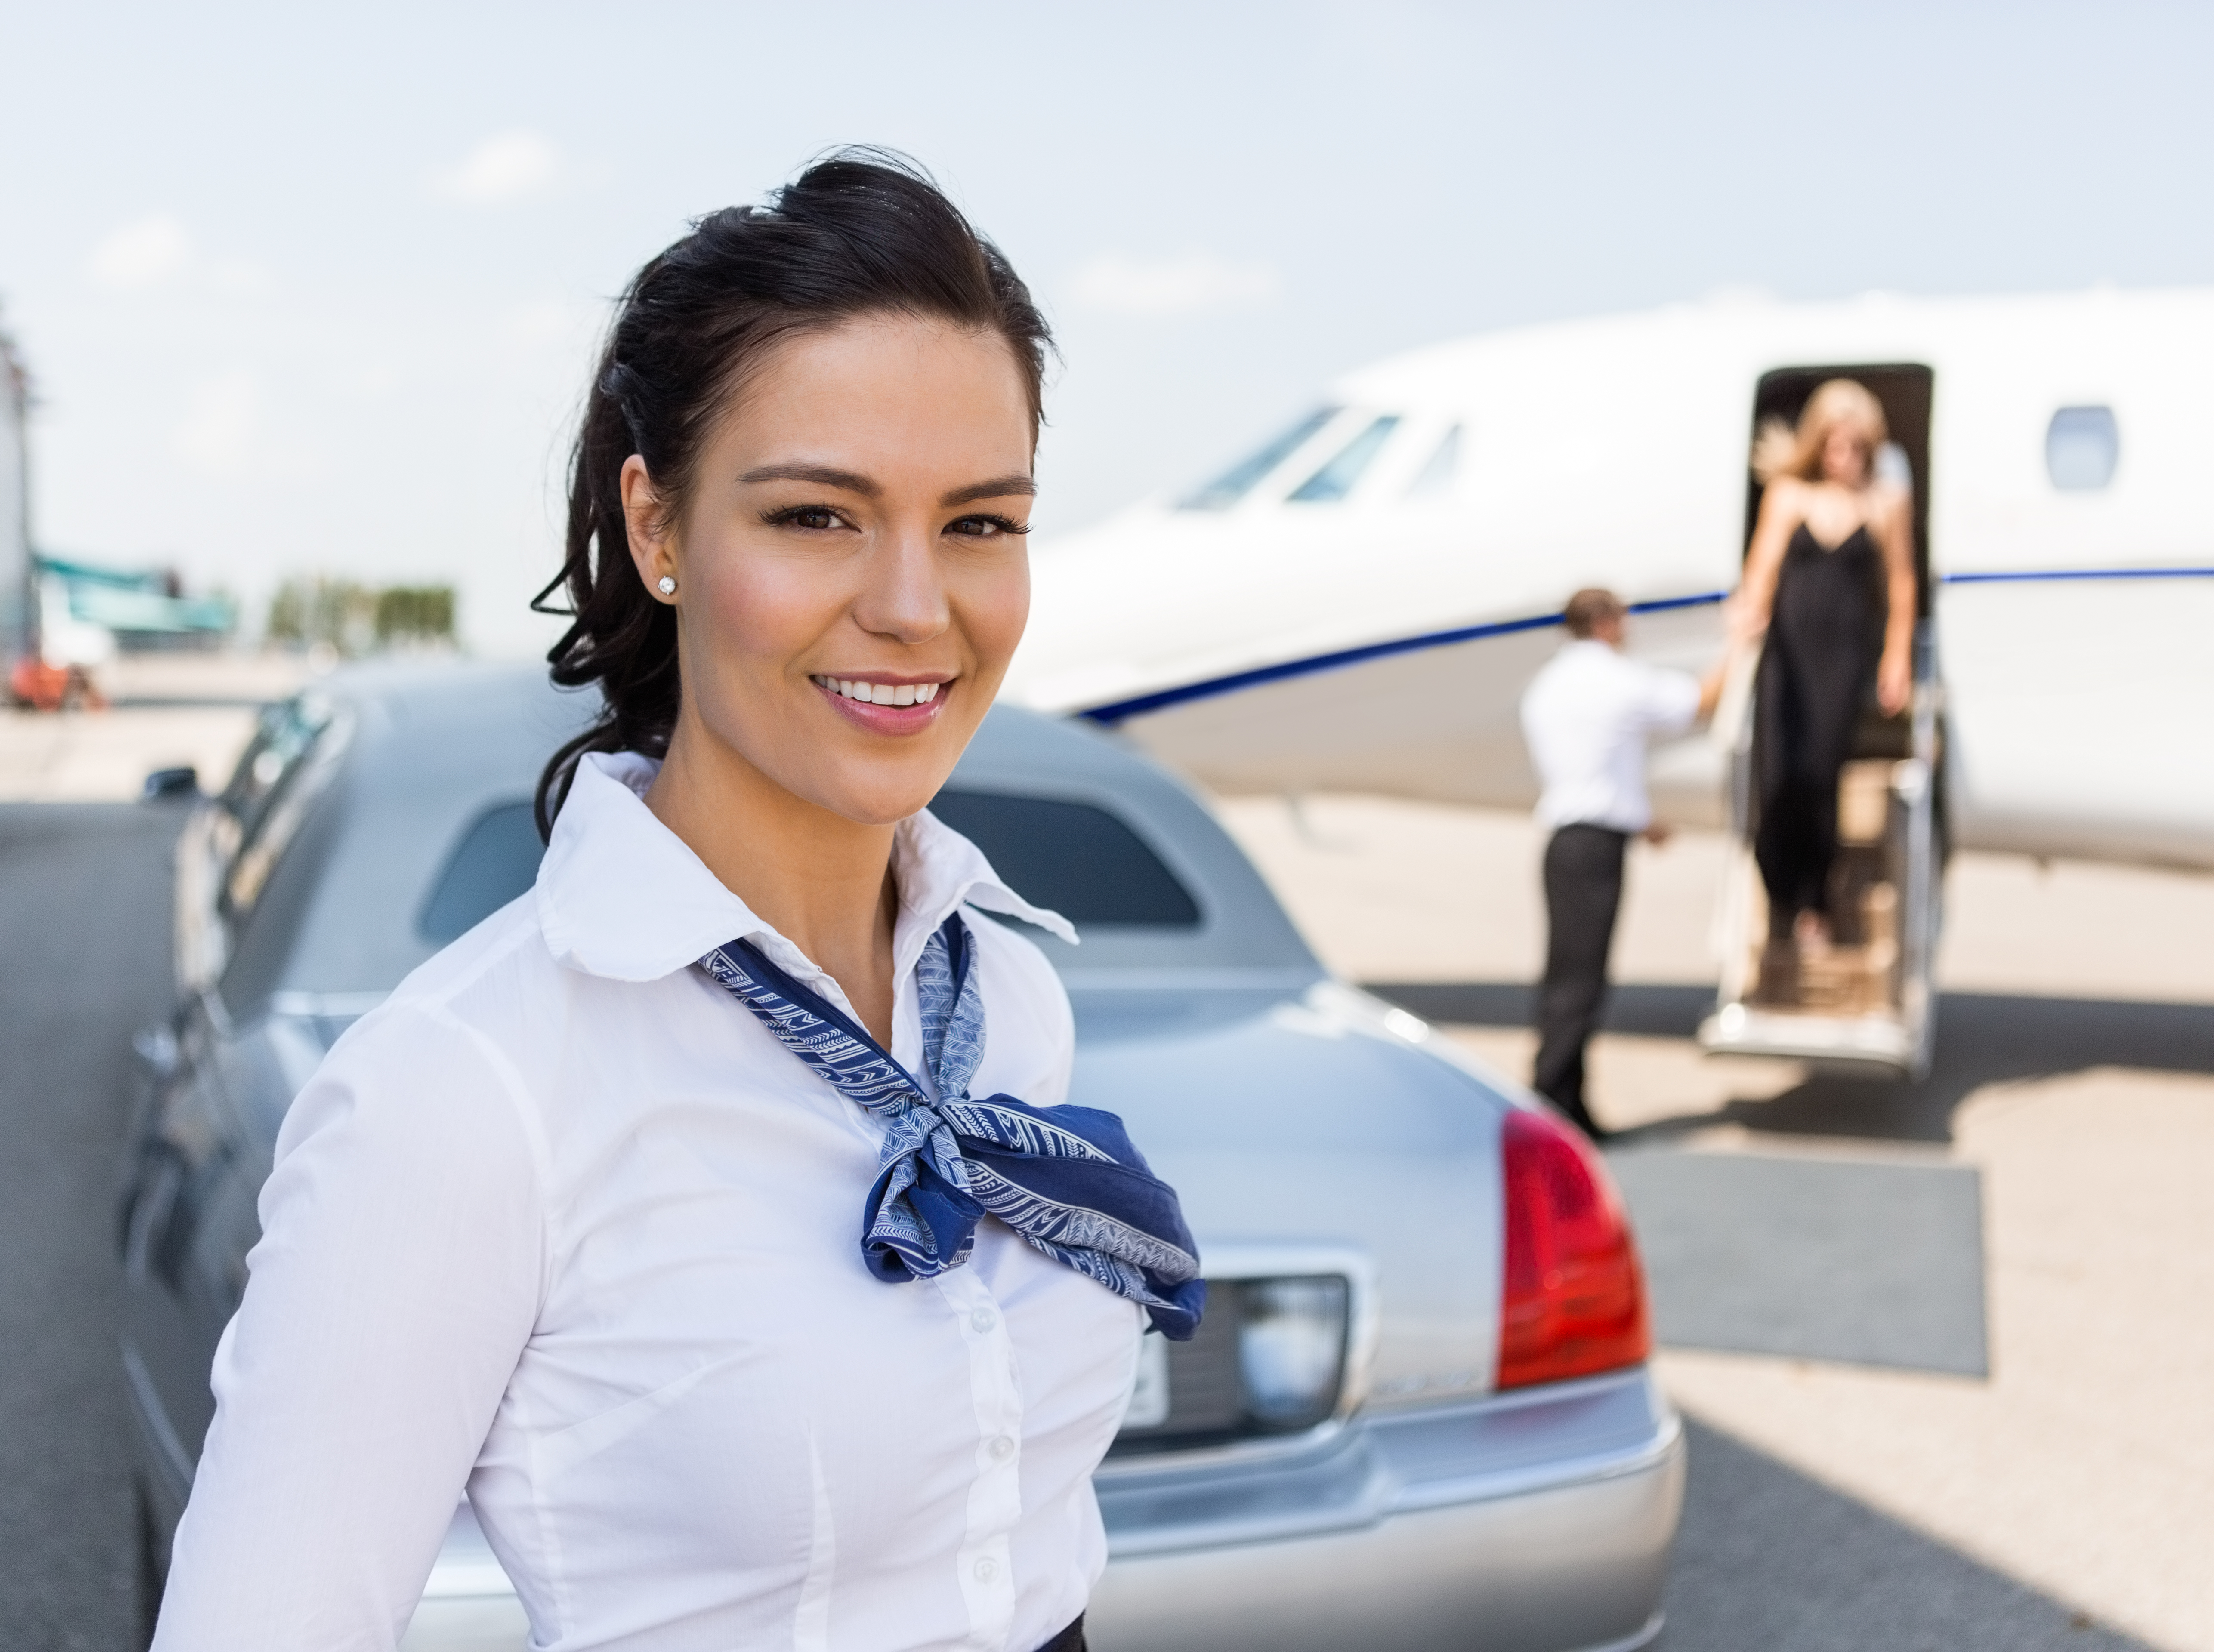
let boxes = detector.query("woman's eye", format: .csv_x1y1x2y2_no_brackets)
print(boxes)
765,505,844,532
947,514,1030,539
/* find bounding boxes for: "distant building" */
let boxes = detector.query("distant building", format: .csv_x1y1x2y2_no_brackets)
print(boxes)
0,320,235,708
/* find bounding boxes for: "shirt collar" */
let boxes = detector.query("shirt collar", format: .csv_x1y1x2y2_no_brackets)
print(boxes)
536,750,1076,988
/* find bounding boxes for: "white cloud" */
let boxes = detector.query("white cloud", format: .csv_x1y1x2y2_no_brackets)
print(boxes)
86,216,278,298
173,370,262,477
1068,251,1282,317
433,130,563,204
87,213,193,290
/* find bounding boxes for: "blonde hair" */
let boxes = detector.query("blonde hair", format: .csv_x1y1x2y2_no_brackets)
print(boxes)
1751,378,1889,484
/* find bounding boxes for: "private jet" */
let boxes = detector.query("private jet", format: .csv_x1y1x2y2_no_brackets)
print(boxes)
1004,287,2214,1076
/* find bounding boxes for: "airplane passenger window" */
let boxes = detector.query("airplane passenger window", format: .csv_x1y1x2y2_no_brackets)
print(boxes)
2046,405,2119,490
1180,407,1340,511
1405,424,1461,497
1287,414,1402,503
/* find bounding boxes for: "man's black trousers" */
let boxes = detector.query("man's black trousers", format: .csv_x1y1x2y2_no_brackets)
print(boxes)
1533,823,1629,1135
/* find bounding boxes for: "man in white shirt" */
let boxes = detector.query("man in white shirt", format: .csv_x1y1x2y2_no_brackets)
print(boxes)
1519,589,1726,1137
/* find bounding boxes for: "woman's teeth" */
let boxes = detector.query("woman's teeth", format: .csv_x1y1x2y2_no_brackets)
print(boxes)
815,677,941,707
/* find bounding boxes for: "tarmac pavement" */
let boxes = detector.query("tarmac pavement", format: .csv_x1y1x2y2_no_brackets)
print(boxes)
0,803,181,1649
1659,1419,2154,1652
0,652,304,804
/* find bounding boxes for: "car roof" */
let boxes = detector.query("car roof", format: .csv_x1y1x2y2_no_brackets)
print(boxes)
218,660,1320,1017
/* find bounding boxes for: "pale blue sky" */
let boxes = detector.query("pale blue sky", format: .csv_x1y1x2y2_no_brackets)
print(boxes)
3,1,2210,653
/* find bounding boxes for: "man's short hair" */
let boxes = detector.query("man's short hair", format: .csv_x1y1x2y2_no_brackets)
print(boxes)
1562,588,1625,638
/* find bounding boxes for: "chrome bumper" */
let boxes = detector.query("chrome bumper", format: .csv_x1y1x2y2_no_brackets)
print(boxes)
1087,1366,1683,1652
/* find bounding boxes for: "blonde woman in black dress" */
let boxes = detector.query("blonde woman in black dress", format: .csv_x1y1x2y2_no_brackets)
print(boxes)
1738,379,1918,950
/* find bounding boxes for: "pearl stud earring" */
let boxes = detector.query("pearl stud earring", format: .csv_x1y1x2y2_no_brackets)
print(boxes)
656,576,676,595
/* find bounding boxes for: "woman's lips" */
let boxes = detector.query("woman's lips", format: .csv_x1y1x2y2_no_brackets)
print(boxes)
812,674,949,733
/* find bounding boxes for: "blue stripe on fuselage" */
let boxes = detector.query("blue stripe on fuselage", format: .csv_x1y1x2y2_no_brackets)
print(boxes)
1075,566,2214,726
1075,592,1727,725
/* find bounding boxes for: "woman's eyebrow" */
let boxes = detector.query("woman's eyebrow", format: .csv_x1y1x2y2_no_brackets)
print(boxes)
738,463,879,496
940,474,1037,508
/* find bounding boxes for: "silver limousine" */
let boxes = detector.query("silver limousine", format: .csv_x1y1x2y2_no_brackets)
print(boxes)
120,662,1683,1652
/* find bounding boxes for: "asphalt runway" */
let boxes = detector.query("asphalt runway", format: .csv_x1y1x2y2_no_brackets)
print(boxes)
0,802,2163,1649
1658,1421,2153,1652
0,803,180,1649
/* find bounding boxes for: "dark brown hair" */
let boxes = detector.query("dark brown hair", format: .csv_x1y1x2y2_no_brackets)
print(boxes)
532,149,1052,835
1562,587,1625,639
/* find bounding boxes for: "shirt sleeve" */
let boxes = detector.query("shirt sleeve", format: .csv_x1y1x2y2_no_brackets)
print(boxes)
1638,666,1703,739
154,999,547,1652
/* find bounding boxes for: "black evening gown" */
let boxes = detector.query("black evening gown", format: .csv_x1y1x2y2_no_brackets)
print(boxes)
1752,522,1883,934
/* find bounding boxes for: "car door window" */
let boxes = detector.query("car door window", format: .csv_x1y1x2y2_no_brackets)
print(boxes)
217,696,350,923
179,694,354,997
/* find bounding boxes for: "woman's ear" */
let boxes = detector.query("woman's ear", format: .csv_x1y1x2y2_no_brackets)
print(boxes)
621,455,677,601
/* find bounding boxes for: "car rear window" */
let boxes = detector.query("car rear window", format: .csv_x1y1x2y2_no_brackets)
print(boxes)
926,791,1201,927
411,789,1201,949
419,802,546,943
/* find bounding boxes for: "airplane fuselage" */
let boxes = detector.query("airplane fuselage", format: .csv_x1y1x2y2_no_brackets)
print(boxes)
1008,288,2214,870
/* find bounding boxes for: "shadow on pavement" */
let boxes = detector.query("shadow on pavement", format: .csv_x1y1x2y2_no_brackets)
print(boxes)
0,803,183,1647
1609,1153,1987,1374
1366,980,2214,1143
1661,1418,2153,1652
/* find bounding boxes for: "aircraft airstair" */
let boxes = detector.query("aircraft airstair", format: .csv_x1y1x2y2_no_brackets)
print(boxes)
1698,625,1942,1079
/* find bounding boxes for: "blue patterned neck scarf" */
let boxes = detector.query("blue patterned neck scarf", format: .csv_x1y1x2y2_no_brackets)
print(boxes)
699,914,1205,1339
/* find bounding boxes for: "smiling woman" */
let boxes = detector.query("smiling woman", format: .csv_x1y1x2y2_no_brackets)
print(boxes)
152,153,1201,1652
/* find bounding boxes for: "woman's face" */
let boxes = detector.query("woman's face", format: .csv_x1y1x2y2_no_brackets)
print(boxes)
627,314,1035,826
1819,419,1876,487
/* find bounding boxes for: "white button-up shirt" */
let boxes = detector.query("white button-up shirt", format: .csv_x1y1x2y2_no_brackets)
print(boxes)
1519,639,1702,834
157,751,1144,1652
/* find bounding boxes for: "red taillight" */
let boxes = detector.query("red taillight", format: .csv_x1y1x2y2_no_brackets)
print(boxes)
1495,1108,1650,1390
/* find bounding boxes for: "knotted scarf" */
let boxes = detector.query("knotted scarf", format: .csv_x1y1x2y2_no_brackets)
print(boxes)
699,914,1205,1339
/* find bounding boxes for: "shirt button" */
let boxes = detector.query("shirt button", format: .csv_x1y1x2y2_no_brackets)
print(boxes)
973,1556,999,1582
970,1307,998,1334
988,1434,1016,1461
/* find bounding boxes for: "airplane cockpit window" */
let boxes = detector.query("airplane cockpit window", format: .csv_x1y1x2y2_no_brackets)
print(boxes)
1405,424,1461,498
1179,406,1340,511
2047,405,2119,490
1287,414,1402,503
